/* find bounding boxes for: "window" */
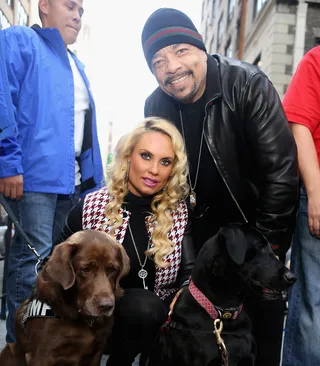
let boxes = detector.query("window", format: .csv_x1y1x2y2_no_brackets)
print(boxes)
6,0,13,8
212,0,216,20
313,28,320,46
225,39,232,58
0,10,11,29
217,14,223,48
228,0,235,22
203,25,208,44
17,1,28,26
201,0,205,22
210,37,215,54
236,14,241,52
254,0,268,18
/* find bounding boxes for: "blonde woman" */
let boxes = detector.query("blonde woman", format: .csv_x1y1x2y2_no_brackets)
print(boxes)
56,117,195,365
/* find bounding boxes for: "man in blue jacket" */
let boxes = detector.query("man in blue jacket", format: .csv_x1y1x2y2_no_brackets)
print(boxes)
0,0,104,342
0,24,17,141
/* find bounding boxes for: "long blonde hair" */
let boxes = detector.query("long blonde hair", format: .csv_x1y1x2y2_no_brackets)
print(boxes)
105,117,189,267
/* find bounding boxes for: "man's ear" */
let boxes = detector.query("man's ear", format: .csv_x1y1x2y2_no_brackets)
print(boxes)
220,225,247,265
203,50,208,62
38,0,50,17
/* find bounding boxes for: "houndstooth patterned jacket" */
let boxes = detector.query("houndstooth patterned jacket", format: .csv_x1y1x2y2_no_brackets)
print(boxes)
82,187,189,300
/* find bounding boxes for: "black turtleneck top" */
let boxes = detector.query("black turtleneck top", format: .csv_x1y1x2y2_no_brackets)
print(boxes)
178,91,233,247
55,190,194,292
121,191,155,290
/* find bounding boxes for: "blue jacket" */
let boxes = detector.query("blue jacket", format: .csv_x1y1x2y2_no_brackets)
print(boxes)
0,25,104,195
0,29,17,141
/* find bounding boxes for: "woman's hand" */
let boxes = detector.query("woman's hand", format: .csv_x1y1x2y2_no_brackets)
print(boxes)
169,288,184,315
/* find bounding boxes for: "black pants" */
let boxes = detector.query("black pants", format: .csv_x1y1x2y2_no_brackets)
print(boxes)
244,292,285,366
245,250,286,366
106,289,170,366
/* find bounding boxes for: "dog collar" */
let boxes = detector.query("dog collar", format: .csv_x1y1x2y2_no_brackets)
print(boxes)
22,298,56,324
188,279,242,320
22,297,98,328
215,304,243,320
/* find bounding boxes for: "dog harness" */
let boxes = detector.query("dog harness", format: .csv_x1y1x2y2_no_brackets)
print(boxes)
22,298,56,324
163,279,243,366
21,297,98,328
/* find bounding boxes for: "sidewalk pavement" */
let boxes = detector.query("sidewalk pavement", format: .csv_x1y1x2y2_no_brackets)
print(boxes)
0,319,5,351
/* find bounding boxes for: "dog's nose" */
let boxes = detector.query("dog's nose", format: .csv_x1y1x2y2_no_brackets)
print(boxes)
98,298,114,313
283,270,297,286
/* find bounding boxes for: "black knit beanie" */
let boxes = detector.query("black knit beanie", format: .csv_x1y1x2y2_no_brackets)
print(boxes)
142,8,207,70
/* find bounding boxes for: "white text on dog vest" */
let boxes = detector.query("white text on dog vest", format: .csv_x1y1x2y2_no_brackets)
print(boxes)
28,299,51,317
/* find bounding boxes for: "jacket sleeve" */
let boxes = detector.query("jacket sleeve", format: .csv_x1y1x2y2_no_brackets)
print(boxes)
177,217,195,287
0,31,17,142
244,72,299,256
54,200,84,247
0,27,34,178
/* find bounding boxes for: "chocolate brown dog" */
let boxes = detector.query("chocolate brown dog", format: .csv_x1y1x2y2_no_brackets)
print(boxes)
0,230,130,366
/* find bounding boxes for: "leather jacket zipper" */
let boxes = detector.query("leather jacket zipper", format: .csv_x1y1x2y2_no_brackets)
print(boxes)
203,98,248,224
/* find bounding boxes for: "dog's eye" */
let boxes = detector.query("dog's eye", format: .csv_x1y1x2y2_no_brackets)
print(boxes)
108,268,119,278
245,248,257,261
80,267,91,274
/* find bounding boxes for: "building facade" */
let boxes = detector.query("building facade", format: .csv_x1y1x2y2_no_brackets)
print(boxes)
201,0,320,99
201,0,241,59
0,0,31,28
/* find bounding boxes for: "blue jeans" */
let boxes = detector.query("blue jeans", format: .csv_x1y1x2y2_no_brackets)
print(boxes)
282,186,320,366
5,190,79,343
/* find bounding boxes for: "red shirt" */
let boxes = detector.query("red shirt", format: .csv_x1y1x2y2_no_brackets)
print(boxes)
283,46,320,164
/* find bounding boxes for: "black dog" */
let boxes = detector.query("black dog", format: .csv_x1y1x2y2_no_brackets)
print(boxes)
147,224,296,366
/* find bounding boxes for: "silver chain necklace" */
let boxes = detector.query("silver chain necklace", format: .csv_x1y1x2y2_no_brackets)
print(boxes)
179,108,204,207
128,223,150,290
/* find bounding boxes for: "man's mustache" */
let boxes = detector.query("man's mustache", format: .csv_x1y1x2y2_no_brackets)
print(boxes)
165,71,192,86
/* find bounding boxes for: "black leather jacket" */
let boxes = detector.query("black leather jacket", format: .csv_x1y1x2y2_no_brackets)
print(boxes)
144,54,299,256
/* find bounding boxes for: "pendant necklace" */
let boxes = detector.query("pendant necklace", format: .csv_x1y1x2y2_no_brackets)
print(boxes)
128,222,150,290
179,108,204,208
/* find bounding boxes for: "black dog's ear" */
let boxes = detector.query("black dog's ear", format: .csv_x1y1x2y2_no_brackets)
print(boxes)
220,225,248,265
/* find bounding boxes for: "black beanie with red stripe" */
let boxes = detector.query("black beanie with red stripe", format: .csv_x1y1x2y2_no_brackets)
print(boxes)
141,8,207,70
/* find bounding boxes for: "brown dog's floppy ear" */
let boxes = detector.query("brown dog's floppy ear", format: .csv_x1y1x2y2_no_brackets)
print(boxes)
115,244,130,291
45,242,77,290
220,225,248,265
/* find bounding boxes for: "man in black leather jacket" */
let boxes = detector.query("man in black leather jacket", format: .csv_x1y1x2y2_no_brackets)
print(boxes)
141,8,299,366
